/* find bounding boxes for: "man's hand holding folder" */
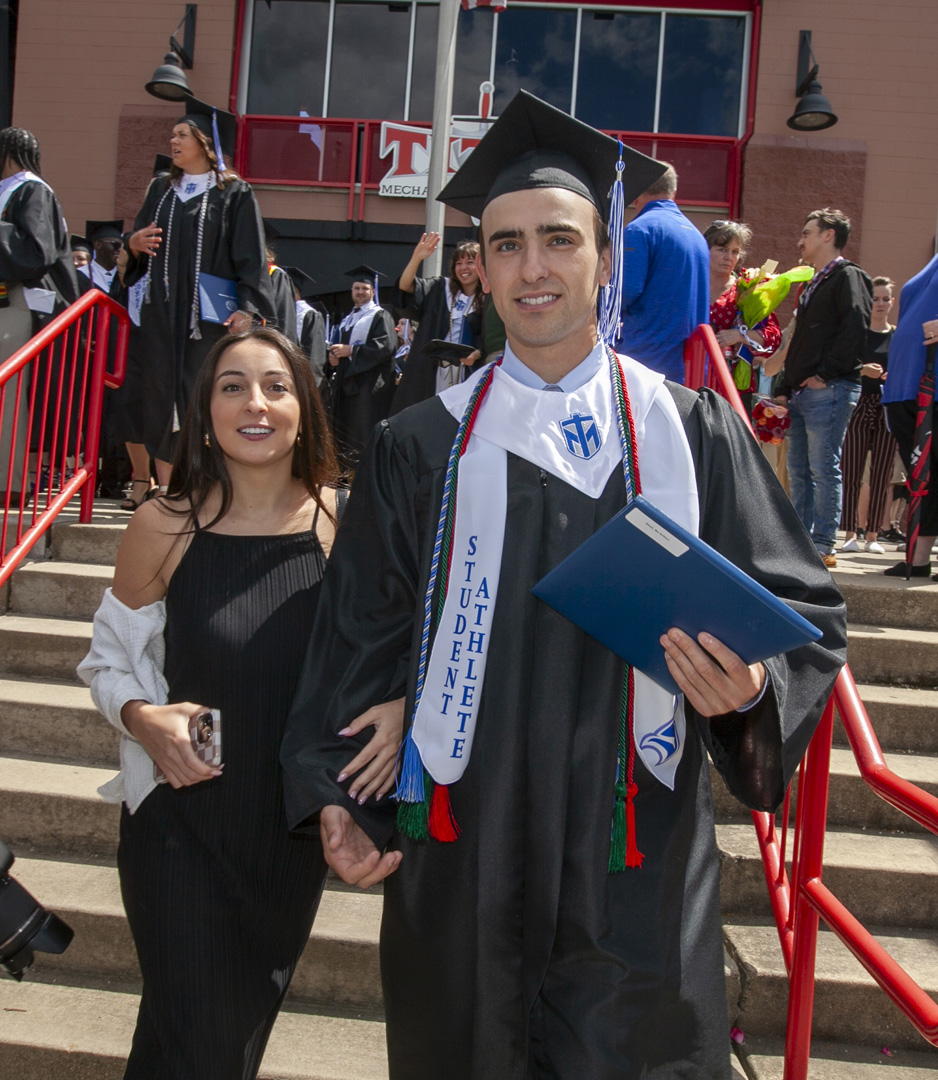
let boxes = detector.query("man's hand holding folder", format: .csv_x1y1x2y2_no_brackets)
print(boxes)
659,629,765,716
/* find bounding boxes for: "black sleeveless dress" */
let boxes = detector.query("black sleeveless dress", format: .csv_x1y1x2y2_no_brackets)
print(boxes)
117,525,328,1079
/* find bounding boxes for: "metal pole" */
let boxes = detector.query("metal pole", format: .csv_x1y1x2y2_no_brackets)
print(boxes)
424,0,460,278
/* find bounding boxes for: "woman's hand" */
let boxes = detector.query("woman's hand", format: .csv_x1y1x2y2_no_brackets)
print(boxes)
923,319,938,345
121,699,222,789
224,310,254,334
461,349,481,367
413,232,441,262
861,362,885,380
336,697,406,804
128,223,162,257
715,328,744,348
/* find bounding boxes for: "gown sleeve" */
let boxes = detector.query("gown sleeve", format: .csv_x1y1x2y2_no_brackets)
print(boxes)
678,386,847,810
281,419,422,847
0,183,67,283
301,309,327,380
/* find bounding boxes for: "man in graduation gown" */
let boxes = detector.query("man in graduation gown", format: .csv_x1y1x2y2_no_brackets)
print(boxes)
281,92,847,1079
78,220,124,297
284,265,327,380
321,265,396,474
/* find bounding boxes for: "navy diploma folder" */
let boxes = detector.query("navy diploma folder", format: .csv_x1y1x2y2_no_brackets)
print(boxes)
532,495,822,695
198,273,239,324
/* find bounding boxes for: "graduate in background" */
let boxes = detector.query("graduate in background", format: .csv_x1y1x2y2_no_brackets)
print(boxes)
71,233,92,270
282,92,847,1079
123,96,275,491
78,220,124,296
264,226,299,343
321,265,396,476
284,265,327,380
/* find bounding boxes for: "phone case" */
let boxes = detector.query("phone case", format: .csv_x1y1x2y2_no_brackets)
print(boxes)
154,708,222,784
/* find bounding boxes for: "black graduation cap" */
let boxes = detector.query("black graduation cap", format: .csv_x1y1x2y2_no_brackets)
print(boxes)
153,153,172,176
85,220,123,244
70,234,92,255
344,265,384,285
437,90,666,222
283,266,317,298
179,95,237,160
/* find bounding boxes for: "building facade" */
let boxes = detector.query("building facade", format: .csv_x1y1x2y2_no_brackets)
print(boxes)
9,0,938,307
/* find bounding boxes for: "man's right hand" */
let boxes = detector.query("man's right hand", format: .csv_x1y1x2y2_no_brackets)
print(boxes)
320,805,402,889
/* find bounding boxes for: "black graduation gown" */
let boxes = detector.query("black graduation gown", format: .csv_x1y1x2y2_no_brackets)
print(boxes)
0,180,78,317
0,181,80,457
389,276,483,415
281,384,847,1080
299,306,327,381
321,305,397,473
123,176,276,458
268,265,298,343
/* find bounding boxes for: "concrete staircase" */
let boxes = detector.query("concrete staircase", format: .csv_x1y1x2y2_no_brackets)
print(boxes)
0,521,388,1080
719,549,938,1078
1,523,937,1077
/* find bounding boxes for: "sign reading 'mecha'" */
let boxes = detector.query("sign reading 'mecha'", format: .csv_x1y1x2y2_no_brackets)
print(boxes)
378,119,490,199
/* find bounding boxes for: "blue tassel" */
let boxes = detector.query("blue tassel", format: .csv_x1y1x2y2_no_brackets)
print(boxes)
599,140,626,346
394,728,426,804
211,107,227,175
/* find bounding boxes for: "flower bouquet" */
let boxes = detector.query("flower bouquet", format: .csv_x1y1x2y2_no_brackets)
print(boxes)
751,396,790,444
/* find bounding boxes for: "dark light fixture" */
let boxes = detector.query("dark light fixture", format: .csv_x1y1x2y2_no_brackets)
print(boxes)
145,5,198,102
787,30,837,132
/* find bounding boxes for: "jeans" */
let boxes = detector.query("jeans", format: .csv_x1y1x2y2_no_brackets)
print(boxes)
786,379,861,554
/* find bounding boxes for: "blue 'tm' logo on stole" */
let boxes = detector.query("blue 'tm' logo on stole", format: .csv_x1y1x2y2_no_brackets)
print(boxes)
559,413,602,460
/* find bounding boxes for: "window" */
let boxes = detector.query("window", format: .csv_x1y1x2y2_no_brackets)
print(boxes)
575,11,659,133
243,1,750,137
492,7,576,115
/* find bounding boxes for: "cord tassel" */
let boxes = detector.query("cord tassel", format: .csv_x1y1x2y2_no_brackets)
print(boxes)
608,781,628,873
428,782,460,842
625,780,644,868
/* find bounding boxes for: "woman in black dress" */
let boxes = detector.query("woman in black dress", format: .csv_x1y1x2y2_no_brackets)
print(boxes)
123,97,276,492
82,328,403,1078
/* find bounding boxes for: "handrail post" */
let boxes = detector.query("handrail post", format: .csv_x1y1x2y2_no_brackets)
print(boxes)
783,696,835,1080
79,305,110,523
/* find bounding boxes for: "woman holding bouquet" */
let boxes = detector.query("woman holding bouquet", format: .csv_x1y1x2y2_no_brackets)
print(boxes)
706,220,781,415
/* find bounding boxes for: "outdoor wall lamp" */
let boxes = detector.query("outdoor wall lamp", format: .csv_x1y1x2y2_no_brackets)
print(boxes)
787,30,838,132
145,5,198,101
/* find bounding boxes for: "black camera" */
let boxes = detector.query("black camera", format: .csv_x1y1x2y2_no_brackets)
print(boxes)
0,838,73,980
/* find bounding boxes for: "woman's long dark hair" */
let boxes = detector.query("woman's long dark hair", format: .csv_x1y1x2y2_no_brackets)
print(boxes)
165,328,339,531
448,240,483,306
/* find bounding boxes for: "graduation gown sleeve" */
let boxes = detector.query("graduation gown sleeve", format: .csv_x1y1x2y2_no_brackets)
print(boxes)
300,308,327,380
280,413,448,847
0,182,78,309
268,267,298,342
669,383,847,809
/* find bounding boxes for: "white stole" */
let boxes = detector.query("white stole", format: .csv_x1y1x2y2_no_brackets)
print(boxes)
412,347,699,790
339,299,381,348
0,171,54,219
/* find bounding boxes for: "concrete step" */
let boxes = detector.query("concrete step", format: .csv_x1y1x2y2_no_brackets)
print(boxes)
0,612,92,680
834,563,938,632
0,979,389,1080
717,824,938,929
846,624,938,688
51,521,126,566
841,685,938,756
0,755,119,856
736,1034,938,1078
10,560,112,619
11,855,384,1010
0,675,117,766
713,747,938,833
726,919,938,1052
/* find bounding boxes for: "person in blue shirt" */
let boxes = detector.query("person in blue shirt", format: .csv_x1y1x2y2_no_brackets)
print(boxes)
616,165,710,381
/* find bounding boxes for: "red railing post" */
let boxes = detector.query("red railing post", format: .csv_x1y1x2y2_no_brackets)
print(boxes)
79,305,111,523
783,696,835,1080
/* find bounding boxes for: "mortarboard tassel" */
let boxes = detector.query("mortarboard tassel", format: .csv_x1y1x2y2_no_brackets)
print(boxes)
211,107,227,176
598,141,626,345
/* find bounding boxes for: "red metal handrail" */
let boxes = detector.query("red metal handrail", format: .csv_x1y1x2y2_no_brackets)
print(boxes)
685,321,938,1071
0,289,129,589
683,322,751,428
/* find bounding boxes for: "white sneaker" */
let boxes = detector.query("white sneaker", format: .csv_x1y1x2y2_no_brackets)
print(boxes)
841,538,861,552
865,540,885,554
